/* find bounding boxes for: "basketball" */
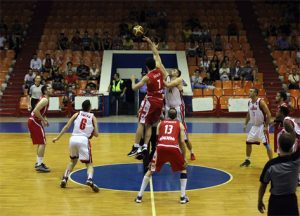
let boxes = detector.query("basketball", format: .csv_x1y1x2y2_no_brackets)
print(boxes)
132,25,144,37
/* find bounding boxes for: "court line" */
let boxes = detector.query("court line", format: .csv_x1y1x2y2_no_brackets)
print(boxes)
149,177,157,216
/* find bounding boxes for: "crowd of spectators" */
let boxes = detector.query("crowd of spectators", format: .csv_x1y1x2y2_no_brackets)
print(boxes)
191,55,256,90
24,53,101,107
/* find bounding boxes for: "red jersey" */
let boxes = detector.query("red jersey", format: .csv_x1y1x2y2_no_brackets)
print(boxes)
30,96,49,122
146,68,164,99
157,120,181,147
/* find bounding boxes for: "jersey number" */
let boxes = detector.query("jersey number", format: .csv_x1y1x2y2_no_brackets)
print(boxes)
164,125,173,134
80,118,87,130
157,79,161,89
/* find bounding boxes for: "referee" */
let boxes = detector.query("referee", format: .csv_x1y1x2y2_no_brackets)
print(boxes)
258,133,300,216
28,75,43,111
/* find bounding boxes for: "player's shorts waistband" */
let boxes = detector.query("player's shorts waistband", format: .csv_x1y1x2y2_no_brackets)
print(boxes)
157,144,179,149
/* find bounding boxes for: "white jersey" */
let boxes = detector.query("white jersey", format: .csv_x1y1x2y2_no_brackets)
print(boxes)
165,76,183,108
72,111,94,138
277,116,300,153
248,98,266,126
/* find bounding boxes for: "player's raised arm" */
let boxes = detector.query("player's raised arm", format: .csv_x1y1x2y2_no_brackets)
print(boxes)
33,98,49,125
164,77,183,88
143,36,168,79
52,112,79,143
92,115,99,137
131,75,149,91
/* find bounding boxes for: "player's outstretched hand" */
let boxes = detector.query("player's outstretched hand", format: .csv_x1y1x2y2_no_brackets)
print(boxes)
143,36,151,43
52,137,59,143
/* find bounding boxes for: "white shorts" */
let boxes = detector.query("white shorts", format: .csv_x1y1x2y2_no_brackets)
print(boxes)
69,135,92,163
165,105,188,140
246,125,269,145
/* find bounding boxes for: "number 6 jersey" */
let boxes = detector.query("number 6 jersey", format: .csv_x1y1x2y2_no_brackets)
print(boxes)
72,111,94,138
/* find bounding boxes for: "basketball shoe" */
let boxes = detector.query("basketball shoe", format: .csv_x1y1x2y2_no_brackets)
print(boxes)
240,159,251,167
60,177,68,188
135,196,142,203
180,196,189,204
86,178,99,192
127,145,139,157
36,163,50,172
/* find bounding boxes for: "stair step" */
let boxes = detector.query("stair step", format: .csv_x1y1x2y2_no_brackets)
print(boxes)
0,103,17,108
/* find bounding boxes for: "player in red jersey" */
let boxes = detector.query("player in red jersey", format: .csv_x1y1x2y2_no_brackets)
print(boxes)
272,91,289,152
128,36,168,157
27,85,51,172
135,108,189,204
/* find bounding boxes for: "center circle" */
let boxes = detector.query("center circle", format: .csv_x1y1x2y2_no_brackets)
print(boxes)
70,163,232,192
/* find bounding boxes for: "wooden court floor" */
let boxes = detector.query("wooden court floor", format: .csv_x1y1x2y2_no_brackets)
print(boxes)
0,132,299,216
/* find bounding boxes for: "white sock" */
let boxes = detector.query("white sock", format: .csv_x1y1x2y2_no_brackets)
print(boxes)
134,143,140,147
190,149,194,154
143,144,147,148
180,178,187,197
138,175,150,197
64,169,70,178
87,172,93,180
246,156,250,160
37,156,43,165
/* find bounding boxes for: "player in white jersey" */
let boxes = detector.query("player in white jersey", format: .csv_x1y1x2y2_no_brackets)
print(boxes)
52,100,100,192
240,88,273,167
163,68,196,160
275,106,300,185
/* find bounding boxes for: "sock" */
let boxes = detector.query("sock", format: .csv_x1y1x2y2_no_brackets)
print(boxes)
138,175,150,197
37,156,43,165
87,172,93,180
180,173,187,197
134,143,140,147
246,156,250,161
143,144,147,148
64,169,70,178
190,149,194,154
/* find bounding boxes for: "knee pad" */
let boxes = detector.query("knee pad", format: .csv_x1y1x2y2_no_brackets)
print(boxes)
180,173,187,179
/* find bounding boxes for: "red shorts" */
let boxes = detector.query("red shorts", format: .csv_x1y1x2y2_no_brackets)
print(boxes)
150,145,185,172
139,97,163,125
28,117,46,145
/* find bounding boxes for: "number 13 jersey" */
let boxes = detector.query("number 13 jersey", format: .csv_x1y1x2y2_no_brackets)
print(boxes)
157,120,180,147
72,111,94,138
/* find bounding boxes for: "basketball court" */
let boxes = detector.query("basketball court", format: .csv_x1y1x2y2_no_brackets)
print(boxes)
1,116,298,216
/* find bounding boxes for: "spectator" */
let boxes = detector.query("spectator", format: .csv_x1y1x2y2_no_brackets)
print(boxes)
230,60,242,81
241,61,254,81
209,55,220,81
89,63,100,81
42,53,54,73
102,31,112,50
24,68,36,90
199,55,210,71
191,26,202,43
51,70,64,91
83,85,94,96
62,85,75,107
0,32,6,50
82,31,92,51
50,61,60,76
71,30,82,51
64,61,75,75
182,25,192,42
57,32,69,50
221,55,230,68
288,67,300,89
276,35,289,50
227,20,239,41
30,53,42,71
186,41,198,57
86,80,98,90
92,32,102,51
65,69,78,87
219,62,230,81
112,35,123,50
296,49,300,65
202,25,211,43
122,36,134,50
191,69,204,89
76,59,90,80
41,70,52,86
214,34,223,51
